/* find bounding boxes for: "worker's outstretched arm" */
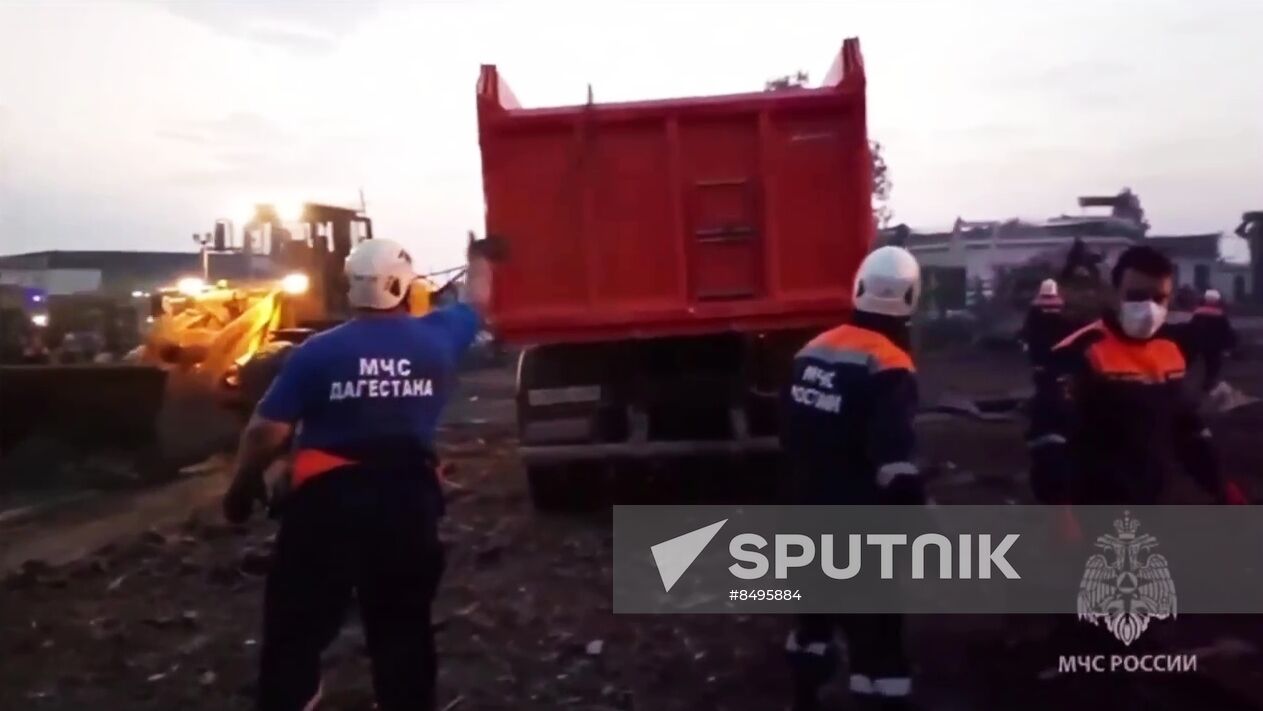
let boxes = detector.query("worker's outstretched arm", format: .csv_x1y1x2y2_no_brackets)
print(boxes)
867,369,921,504
423,236,500,359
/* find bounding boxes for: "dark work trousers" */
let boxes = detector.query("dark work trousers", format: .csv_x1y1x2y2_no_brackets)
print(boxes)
1203,349,1223,391
791,613,909,695
258,465,444,711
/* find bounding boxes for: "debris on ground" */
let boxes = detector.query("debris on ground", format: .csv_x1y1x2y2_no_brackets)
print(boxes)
4,356,1263,710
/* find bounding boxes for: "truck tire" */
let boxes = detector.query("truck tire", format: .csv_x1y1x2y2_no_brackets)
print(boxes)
516,346,611,512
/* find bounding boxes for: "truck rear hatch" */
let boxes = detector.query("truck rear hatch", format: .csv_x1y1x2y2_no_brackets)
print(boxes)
477,38,873,345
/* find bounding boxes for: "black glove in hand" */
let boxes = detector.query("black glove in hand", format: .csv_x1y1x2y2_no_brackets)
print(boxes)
880,474,924,505
466,232,509,262
223,477,263,524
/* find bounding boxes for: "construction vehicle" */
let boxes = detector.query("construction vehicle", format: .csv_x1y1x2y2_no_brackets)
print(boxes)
142,202,437,410
0,202,434,479
478,38,874,509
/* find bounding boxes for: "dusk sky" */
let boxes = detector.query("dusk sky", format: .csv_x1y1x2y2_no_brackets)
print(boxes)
1,0,1260,271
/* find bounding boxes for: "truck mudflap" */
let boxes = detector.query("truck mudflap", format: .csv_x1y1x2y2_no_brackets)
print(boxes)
518,436,780,466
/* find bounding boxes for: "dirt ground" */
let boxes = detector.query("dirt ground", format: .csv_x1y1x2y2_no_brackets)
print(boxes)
4,353,1263,710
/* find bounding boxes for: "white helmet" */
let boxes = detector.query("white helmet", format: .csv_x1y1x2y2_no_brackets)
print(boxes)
1039,279,1058,297
1204,289,1222,304
345,238,416,310
853,246,921,318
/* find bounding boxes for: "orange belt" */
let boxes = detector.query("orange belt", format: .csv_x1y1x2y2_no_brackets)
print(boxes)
292,449,357,488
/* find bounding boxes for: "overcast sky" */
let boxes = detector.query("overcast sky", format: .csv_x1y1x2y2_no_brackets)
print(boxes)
1,0,1260,271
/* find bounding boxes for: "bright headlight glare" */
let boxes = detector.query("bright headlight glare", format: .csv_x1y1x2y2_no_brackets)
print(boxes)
176,277,206,296
281,272,310,295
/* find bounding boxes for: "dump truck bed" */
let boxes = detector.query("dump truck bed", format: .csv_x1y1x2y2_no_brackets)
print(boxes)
477,39,873,344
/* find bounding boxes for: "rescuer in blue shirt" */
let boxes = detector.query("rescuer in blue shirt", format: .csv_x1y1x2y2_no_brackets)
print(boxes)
223,236,494,711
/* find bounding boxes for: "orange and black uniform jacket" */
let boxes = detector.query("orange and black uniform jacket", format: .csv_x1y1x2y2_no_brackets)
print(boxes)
1020,295,1072,368
781,323,918,505
1188,305,1238,357
1027,315,1222,505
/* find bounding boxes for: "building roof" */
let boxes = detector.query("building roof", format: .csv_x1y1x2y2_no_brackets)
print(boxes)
1144,234,1221,260
886,218,1144,250
0,250,278,291
0,250,200,271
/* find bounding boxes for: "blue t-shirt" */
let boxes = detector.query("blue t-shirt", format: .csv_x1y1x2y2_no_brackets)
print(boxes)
257,304,481,450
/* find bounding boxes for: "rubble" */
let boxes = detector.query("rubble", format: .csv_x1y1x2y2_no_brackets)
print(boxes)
3,357,1262,710
238,547,272,576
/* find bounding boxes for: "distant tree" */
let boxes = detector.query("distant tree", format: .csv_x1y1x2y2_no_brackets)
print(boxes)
870,140,892,228
764,71,809,91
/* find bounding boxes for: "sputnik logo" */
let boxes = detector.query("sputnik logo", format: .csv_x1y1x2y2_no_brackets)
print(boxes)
650,519,728,592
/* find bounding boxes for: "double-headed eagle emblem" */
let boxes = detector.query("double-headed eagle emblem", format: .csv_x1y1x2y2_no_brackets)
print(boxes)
1076,511,1177,646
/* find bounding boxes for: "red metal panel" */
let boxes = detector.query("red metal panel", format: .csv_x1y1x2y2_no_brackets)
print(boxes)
680,119,763,302
479,38,870,345
480,129,586,319
587,121,680,309
769,108,872,301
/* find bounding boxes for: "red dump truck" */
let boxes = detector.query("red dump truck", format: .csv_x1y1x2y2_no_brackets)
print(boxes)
477,38,875,509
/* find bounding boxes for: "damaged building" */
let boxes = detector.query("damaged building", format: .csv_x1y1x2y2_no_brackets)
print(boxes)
883,190,1254,311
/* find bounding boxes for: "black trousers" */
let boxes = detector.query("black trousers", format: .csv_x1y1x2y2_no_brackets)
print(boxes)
1203,349,1223,390
259,467,444,711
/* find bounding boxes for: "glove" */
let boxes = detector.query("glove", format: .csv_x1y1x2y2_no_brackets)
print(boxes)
467,233,509,262
879,473,924,506
223,477,263,524
1220,481,1249,506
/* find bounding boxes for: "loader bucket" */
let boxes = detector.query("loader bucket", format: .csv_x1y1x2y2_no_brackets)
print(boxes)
0,364,169,484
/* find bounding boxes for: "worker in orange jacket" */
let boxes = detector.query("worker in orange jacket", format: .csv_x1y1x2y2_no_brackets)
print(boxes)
1027,245,1247,507
1020,278,1072,389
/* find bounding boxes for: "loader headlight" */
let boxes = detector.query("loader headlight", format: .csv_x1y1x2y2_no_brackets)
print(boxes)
31,314,48,327
277,201,306,223
281,272,310,295
176,277,206,296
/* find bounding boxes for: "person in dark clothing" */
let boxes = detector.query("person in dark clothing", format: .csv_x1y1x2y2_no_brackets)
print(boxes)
224,237,493,711
1020,278,1071,385
782,246,923,711
1024,247,1249,701
1027,245,1246,507
1188,289,1238,391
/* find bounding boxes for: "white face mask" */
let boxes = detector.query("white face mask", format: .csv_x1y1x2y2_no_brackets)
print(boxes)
1119,300,1167,339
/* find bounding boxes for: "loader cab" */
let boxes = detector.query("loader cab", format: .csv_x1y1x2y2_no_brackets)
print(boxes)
240,202,373,324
